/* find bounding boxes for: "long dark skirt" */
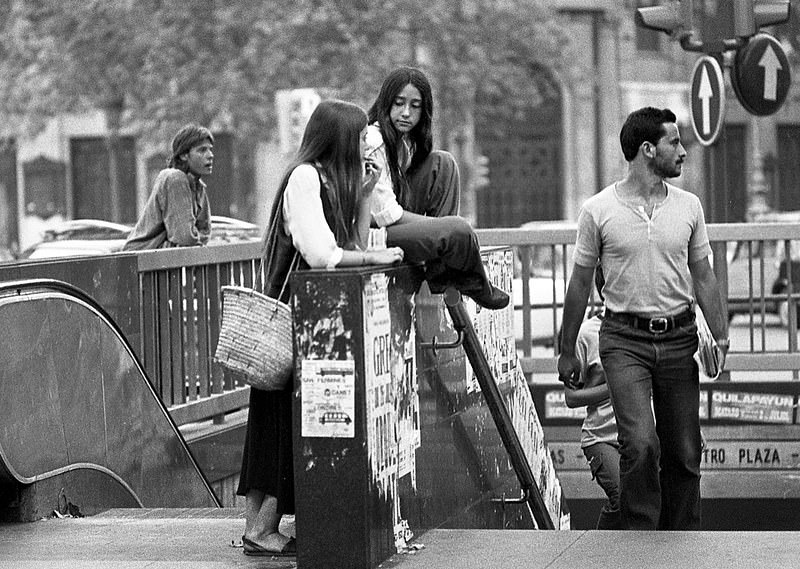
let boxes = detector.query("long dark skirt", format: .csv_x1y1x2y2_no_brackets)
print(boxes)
236,386,295,515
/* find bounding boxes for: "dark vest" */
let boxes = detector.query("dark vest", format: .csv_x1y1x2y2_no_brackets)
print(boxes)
263,166,339,303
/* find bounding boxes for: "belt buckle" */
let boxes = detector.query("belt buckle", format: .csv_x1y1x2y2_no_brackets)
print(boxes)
648,317,668,334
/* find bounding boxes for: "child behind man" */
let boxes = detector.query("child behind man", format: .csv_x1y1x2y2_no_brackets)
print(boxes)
562,266,621,529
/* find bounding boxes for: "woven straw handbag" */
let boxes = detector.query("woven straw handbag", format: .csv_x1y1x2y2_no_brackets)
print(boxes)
214,282,295,390
213,201,299,390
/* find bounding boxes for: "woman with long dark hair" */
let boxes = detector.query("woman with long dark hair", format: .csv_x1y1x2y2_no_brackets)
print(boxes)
237,100,403,557
366,66,459,217
365,66,508,309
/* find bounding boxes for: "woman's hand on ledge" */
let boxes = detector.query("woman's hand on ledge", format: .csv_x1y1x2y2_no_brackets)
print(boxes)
365,247,404,266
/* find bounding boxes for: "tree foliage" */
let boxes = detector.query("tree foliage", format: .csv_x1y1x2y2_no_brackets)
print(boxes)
0,0,570,147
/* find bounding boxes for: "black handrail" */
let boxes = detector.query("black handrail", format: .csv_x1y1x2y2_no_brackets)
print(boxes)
442,287,555,530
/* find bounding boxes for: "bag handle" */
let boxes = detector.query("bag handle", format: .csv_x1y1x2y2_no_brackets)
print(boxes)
275,250,299,302
258,188,300,300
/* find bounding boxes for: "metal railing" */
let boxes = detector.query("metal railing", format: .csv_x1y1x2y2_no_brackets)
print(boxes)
18,221,793,428
441,287,555,529
133,242,262,424
476,222,800,378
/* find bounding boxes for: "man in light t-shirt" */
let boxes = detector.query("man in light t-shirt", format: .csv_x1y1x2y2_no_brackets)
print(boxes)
557,107,728,530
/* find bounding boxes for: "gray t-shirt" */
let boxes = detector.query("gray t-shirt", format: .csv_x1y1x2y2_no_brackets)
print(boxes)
573,182,711,315
576,316,618,448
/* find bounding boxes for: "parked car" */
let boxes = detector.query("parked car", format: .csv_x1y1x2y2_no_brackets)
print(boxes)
725,239,800,327
513,272,566,348
19,216,261,260
20,219,133,259
513,221,574,348
207,215,263,245
772,256,800,326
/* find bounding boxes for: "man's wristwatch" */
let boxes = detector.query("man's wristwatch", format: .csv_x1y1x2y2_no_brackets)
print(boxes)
716,338,730,349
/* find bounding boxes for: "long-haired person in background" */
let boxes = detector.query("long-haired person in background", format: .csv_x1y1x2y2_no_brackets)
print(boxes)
367,65,459,218
365,66,509,310
123,124,214,251
237,100,403,557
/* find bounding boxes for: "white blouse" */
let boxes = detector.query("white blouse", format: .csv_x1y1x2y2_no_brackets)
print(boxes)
282,164,343,269
364,124,405,227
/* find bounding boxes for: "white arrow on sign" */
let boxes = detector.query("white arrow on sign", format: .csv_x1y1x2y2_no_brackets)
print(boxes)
698,64,713,135
758,44,782,101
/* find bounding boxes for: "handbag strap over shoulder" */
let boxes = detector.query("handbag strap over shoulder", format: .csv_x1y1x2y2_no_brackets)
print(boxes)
275,250,299,302
258,182,300,298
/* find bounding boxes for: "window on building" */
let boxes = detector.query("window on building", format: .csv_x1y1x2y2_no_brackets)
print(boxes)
635,0,662,52
703,124,746,223
776,125,800,212
70,136,137,223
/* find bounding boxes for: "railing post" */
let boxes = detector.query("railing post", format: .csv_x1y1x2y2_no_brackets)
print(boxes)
711,240,732,381
519,246,532,359
783,240,799,379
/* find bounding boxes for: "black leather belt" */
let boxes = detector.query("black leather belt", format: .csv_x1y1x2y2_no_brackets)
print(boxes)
605,308,695,334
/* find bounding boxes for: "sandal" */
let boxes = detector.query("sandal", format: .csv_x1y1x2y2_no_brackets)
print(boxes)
242,536,296,557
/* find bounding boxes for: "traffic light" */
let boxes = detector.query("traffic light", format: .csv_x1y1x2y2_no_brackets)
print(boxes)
734,0,791,38
635,1,704,51
635,1,791,52
703,1,791,44
703,1,736,46
635,0,692,36
472,155,490,190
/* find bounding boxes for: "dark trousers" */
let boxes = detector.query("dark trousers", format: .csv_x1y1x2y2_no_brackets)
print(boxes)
583,442,622,530
386,216,492,297
404,150,460,217
599,318,701,530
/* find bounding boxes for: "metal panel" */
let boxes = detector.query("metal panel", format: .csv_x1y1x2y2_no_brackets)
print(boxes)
207,264,225,393
183,266,200,400
194,265,212,397
0,281,217,516
156,270,172,402
168,268,185,404
140,271,159,385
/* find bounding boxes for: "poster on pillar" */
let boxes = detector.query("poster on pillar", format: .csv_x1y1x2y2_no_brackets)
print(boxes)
464,248,516,393
296,280,357,439
464,247,568,529
362,272,421,497
300,359,356,438
508,365,566,528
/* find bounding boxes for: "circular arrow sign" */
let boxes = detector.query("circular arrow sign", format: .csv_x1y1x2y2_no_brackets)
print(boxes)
732,33,791,116
690,56,726,147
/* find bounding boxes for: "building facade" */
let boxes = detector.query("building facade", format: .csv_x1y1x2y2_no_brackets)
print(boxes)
3,1,799,253
471,0,800,228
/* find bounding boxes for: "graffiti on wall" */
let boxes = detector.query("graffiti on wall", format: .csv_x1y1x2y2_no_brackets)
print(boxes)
362,271,420,548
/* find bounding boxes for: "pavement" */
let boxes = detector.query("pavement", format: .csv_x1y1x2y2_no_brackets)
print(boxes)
2,508,800,569
0,509,292,569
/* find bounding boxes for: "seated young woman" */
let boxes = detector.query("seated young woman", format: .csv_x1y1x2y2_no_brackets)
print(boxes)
365,65,509,310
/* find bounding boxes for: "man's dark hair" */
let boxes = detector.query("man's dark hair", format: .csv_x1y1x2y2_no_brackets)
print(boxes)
619,107,677,162
169,124,214,170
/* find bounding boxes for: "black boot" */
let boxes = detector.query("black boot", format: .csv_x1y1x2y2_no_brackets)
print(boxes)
429,270,510,311
462,283,510,310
